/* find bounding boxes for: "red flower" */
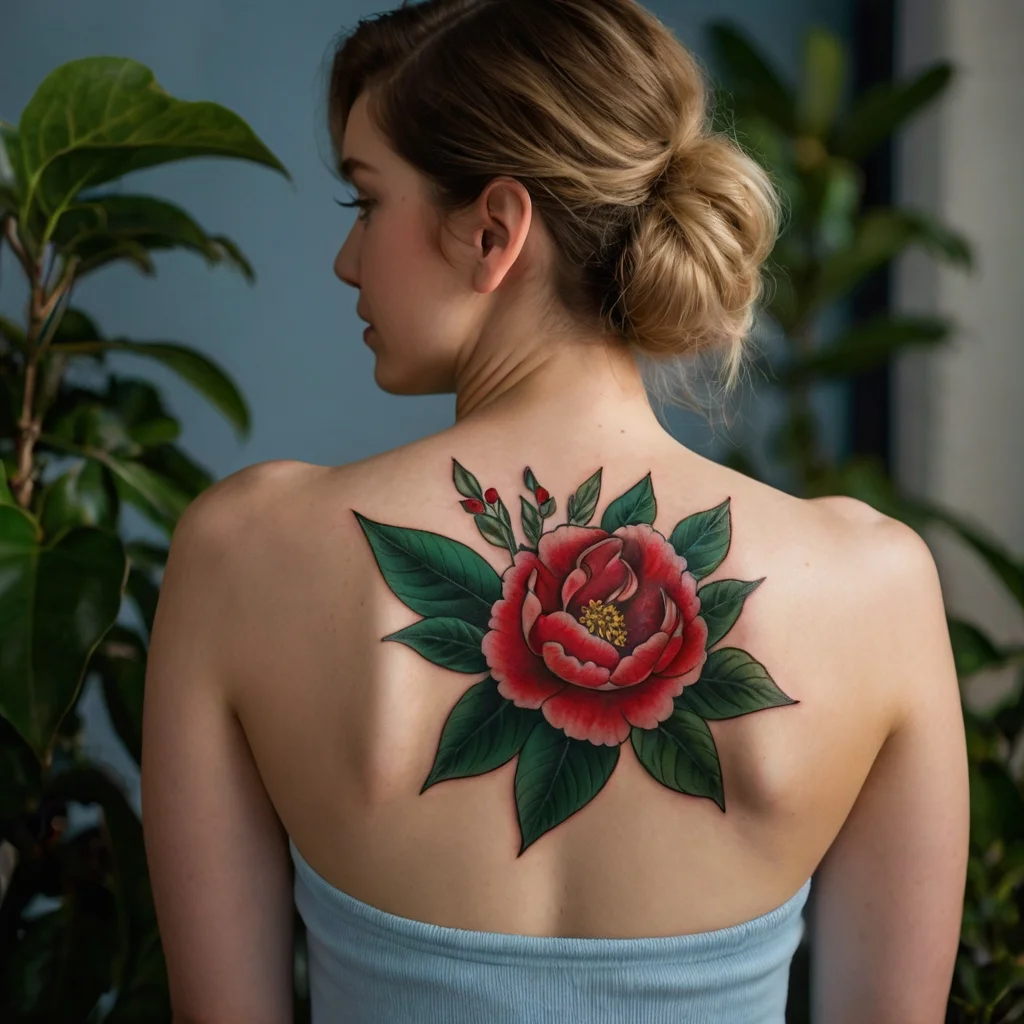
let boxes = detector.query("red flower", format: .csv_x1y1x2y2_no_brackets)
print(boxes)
481,523,708,746
484,487,499,504
535,486,549,504
462,498,485,514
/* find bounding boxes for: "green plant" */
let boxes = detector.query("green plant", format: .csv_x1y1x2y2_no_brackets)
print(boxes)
0,57,294,1021
707,20,1024,1023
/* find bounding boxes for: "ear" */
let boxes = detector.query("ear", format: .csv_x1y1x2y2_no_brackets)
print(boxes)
469,176,535,295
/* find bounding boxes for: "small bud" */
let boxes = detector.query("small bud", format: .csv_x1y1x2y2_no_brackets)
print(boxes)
484,487,499,504
535,486,549,504
461,498,485,514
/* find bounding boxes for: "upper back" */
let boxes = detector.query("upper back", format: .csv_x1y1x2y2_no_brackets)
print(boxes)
218,425,901,941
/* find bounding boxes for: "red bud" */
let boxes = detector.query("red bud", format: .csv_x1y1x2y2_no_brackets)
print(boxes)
484,487,499,504
462,498,485,514
535,487,549,504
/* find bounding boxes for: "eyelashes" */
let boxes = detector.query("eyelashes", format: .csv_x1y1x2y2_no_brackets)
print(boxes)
335,195,373,221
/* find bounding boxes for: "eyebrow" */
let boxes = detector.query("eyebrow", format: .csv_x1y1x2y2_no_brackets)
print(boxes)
339,157,379,182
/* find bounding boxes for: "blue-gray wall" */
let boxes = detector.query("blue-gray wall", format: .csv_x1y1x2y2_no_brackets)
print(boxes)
1,0,851,809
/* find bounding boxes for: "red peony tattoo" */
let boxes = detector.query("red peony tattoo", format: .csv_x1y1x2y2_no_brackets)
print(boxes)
354,460,798,856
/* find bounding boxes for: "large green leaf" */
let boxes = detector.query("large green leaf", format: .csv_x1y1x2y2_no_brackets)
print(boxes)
0,514,126,760
38,457,118,537
421,676,540,791
89,624,148,765
383,616,488,674
630,708,725,810
17,56,291,233
50,193,256,282
697,577,764,648
668,498,731,581
798,27,846,137
354,512,503,628
815,208,972,308
676,647,799,720
600,472,656,532
707,22,796,131
514,718,619,854
781,315,951,383
834,63,954,163
51,336,251,437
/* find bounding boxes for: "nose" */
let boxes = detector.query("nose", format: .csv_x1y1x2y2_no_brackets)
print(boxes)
333,224,363,287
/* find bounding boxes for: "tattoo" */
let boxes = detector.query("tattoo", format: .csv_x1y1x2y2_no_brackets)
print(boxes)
353,460,798,856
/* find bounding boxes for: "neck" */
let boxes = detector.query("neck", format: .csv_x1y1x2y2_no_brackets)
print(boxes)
453,334,670,442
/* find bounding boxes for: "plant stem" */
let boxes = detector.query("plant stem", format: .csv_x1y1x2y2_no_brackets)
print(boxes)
8,228,78,509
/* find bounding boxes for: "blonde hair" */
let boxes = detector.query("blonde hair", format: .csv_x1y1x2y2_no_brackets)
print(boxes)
321,0,781,418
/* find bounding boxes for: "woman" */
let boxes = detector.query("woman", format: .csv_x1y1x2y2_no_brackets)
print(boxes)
140,1,970,1021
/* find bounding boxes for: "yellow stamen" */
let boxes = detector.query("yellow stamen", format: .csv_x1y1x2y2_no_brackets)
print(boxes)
578,598,628,647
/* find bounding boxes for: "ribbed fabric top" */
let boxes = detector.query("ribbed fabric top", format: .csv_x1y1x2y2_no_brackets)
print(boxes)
289,836,811,1023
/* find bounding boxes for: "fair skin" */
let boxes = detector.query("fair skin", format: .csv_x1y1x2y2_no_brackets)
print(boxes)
141,87,969,1024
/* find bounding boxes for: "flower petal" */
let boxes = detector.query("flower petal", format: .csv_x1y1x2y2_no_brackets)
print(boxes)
541,642,613,689
531,610,620,670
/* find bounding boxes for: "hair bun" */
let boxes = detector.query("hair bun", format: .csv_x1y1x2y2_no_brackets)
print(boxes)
617,131,780,372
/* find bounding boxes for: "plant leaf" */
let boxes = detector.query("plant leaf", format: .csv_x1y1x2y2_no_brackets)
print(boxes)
0,515,126,760
383,616,488,673
834,63,954,163
676,647,799,720
631,708,725,810
51,337,251,437
698,577,765,648
520,495,542,548
514,718,619,854
17,56,290,228
781,315,951,384
354,512,502,628
668,498,731,581
600,472,656,532
568,468,602,526
421,676,540,790
50,194,255,282
452,459,483,500
707,22,796,131
798,27,846,137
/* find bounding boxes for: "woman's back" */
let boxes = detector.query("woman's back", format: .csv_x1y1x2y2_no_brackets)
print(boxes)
220,425,896,942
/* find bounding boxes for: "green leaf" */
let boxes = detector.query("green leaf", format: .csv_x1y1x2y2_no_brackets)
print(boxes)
383,616,488,673
600,472,656,532
97,452,193,525
520,495,542,548
514,718,619,854
707,22,796,131
815,208,972,309
90,624,148,764
698,577,765,648
52,337,251,438
668,498,731,581
630,708,725,810
834,63,954,163
798,27,846,137
0,516,126,760
969,760,1024,850
38,458,117,536
452,459,483,500
523,466,540,492
17,56,290,230
50,193,256,281
568,467,602,526
354,512,502,628
474,512,514,553
421,676,540,790
781,315,951,384
924,505,1024,610
539,496,556,518
947,617,1006,677
0,459,13,505
676,647,799,721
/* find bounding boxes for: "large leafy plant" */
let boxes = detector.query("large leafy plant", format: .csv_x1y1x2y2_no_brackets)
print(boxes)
707,21,1024,1023
0,57,293,1021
